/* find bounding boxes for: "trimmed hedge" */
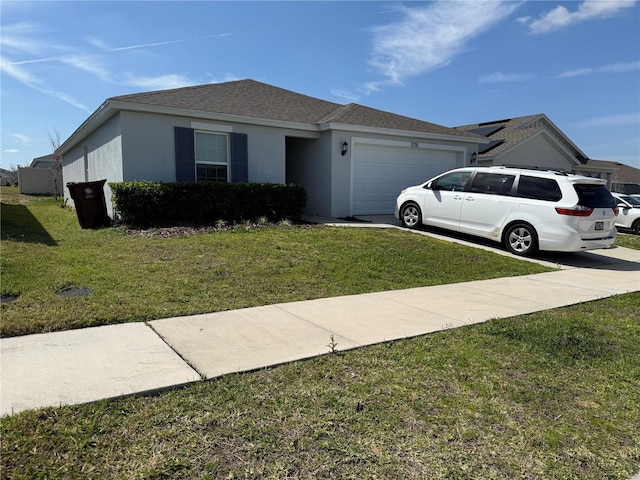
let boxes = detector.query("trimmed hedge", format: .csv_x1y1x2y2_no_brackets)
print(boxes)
109,181,307,227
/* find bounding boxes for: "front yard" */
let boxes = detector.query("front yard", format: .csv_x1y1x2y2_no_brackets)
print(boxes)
1,188,638,479
1,187,553,337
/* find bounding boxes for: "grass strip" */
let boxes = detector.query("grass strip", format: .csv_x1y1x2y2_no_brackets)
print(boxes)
1,293,638,479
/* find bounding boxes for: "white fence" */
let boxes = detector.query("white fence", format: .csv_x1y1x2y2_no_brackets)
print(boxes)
17,167,63,195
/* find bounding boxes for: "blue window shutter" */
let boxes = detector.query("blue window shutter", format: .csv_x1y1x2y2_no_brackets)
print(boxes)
230,132,248,183
175,127,195,181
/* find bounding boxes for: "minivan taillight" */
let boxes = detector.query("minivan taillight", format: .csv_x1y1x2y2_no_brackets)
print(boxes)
555,205,594,217
613,207,619,216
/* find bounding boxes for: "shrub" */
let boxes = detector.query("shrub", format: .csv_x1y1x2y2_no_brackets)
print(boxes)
110,181,307,227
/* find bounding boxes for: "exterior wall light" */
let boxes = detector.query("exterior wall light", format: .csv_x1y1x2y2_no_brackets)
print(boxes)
341,141,349,156
470,152,477,163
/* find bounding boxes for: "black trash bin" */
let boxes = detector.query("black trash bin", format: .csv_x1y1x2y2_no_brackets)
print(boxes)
67,180,111,229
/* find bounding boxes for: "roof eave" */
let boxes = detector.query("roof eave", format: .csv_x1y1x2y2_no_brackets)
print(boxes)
57,100,115,155
112,101,322,133
322,122,490,144
58,100,324,154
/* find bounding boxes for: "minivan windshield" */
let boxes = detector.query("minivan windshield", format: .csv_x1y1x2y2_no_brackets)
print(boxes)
574,185,616,208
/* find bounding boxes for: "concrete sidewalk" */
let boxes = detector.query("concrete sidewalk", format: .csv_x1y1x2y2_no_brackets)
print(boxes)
2,241,638,416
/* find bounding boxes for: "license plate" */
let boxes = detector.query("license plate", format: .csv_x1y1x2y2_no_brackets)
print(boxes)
595,222,604,231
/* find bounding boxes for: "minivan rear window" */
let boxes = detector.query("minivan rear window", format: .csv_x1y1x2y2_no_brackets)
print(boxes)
516,176,562,201
574,185,616,208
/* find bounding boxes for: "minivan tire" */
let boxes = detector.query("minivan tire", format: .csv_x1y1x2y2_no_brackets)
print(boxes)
504,223,538,256
400,202,422,229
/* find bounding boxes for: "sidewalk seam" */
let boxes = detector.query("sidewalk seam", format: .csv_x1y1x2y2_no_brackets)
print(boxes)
145,322,206,380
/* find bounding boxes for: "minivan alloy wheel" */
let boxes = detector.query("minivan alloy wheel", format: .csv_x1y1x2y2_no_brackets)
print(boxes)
401,203,421,229
505,223,537,256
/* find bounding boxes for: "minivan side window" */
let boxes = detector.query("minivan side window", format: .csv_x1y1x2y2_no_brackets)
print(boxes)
468,173,515,195
432,172,472,191
517,176,562,201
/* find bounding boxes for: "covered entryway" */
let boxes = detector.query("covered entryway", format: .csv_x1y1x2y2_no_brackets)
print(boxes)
351,138,463,215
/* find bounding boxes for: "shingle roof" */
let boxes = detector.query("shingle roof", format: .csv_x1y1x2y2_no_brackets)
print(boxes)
111,79,476,139
455,114,588,163
322,103,473,137
586,159,640,184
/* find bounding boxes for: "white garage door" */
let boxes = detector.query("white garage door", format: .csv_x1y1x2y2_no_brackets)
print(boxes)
352,143,460,215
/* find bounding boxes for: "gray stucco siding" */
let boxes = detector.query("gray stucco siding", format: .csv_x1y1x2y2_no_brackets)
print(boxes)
62,113,123,216
499,134,576,169
120,111,179,182
238,124,288,184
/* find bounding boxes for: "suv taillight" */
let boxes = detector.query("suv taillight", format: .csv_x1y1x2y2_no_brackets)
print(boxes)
613,207,619,216
555,205,594,217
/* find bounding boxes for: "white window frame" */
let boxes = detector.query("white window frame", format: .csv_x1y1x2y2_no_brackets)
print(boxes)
194,131,230,182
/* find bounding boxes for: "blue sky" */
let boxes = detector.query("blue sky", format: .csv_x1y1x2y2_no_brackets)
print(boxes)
1,0,639,169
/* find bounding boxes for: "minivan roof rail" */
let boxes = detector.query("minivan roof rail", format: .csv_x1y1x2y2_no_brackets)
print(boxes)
489,165,570,176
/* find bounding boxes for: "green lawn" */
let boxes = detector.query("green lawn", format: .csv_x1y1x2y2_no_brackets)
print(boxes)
616,231,640,249
1,188,638,479
1,187,553,337
1,293,638,479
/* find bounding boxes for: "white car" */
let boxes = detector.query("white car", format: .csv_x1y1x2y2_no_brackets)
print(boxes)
611,193,640,234
395,167,618,256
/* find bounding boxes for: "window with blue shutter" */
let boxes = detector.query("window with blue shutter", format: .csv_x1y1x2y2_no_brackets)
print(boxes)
175,127,195,181
230,132,248,183
175,128,248,183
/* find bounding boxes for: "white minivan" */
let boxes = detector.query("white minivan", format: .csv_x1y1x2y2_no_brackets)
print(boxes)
395,167,618,256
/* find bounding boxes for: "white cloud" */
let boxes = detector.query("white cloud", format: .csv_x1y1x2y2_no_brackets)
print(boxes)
1,25,229,107
576,113,640,128
8,133,30,145
558,68,594,78
480,60,639,83
208,74,242,84
84,35,109,50
599,61,640,73
59,54,112,82
559,61,640,78
124,73,196,91
478,72,535,83
368,1,520,86
3,149,20,154
528,0,636,34
0,22,54,55
0,56,89,111
331,88,361,103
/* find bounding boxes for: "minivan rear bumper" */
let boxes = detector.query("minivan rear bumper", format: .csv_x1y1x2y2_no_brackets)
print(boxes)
538,227,617,252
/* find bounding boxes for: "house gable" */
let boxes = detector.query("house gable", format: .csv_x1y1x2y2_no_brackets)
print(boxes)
455,114,588,169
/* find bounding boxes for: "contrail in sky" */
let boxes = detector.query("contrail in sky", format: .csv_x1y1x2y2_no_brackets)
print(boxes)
9,33,231,65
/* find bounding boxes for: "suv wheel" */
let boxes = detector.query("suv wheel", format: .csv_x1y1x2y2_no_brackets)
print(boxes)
401,203,421,229
504,223,538,256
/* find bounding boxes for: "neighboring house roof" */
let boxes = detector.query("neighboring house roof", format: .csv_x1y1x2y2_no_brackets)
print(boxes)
59,79,482,154
455,114,588,165
586,159,640,185
30,153,60,169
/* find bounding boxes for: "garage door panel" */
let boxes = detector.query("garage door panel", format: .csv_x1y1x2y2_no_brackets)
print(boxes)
352,145,458,215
